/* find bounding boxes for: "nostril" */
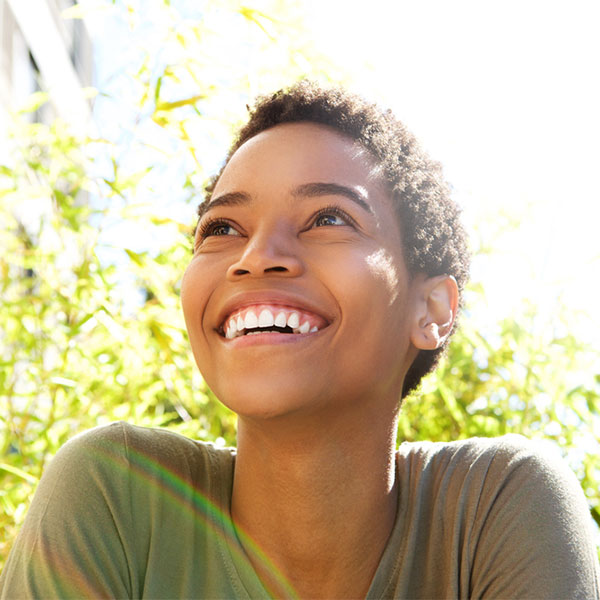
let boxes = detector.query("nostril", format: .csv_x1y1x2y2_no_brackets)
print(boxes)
265,266,288,273
233,269,251,276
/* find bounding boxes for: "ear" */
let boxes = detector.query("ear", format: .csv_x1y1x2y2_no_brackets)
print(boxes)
410,275,459,351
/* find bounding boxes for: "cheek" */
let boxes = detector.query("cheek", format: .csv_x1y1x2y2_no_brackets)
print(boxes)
365,248,402,304
316,245,407,313
180,262,208,339
348,249,413,353
180,264,196,318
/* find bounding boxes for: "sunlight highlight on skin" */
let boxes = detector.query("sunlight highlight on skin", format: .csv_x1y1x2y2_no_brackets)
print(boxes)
366,248,400,304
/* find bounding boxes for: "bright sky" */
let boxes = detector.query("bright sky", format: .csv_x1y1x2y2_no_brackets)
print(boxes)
85,0,600,350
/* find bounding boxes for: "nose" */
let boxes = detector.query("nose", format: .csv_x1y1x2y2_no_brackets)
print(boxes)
226,222,304,280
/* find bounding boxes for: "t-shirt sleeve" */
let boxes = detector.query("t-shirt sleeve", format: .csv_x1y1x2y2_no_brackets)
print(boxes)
469,435,600,599
0,422,135,599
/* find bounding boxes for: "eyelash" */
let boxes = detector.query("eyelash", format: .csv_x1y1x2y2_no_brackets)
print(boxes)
310,205,356,228
195,203,356,245
196,217,238,241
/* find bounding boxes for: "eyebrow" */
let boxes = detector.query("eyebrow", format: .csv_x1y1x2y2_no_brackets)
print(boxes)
291,182,373,214
197,182,373,221
196,191,251,220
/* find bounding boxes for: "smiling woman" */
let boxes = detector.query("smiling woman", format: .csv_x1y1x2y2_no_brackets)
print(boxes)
182,121,428,423
1,82,599,599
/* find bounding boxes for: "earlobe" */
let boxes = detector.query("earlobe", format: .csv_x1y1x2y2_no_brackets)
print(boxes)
410,275,459,351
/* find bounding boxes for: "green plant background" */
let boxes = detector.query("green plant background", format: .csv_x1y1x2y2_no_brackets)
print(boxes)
1,0,599,568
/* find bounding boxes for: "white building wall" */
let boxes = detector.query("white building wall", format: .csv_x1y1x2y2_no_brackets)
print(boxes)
0,0,94,249
0,0,93,135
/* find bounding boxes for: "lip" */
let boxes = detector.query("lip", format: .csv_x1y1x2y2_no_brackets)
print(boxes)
215,290,334,336
224,328,324,348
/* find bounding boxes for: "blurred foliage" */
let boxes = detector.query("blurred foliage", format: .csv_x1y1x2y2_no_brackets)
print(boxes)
1,0,599,570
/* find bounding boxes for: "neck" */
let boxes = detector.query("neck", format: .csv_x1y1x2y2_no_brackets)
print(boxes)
231,404,399,599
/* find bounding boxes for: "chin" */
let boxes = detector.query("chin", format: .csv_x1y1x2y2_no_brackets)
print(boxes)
212,378,325,422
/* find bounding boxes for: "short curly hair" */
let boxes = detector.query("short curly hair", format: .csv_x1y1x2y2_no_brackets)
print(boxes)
200,81,470,398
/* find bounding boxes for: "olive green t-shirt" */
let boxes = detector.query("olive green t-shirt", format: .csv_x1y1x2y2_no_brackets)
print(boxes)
1,422,598,598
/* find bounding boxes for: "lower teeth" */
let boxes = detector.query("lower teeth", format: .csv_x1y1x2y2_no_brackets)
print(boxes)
238,327,319,337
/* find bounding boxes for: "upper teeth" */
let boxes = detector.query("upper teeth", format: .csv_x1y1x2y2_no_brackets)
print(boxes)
224,307,320,339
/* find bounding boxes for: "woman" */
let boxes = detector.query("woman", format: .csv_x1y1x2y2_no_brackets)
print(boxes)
1,82,598,599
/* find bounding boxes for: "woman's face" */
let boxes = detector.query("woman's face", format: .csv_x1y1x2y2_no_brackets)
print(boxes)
181,122,419,420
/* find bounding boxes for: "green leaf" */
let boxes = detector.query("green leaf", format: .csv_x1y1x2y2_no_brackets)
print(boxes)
50,376,77,388
154,76,164,105
124,248,145,267
18,92,50,114
0,464,38,485
155,94,204,112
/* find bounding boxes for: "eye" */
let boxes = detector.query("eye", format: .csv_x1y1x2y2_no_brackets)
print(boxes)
197,218,242,240
314,213,346,227
312,205,355,228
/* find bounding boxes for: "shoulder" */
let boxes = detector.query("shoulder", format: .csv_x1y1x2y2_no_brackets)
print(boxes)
398,432,548,460
45,422,236,498
397,435,599,598
58,421,235,462
0,423,236,597
397,433,578,489
396,434,596,556
19,422,236,557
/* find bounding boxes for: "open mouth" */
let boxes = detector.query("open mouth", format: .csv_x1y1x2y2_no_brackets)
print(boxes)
219,305,327,340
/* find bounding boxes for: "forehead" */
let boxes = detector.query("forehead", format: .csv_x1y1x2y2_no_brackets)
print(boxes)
213,122,386,197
